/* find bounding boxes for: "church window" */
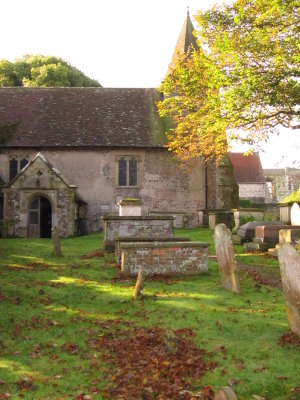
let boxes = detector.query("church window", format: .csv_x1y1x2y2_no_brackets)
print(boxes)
9,159,18,181
118,156,138,187
8,156,29,181
20,158,28,170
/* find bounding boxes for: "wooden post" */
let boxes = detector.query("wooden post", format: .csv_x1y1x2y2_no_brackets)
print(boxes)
52,227,62,257
133,268,144,300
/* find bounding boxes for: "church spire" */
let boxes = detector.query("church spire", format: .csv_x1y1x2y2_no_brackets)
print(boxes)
167,10,199,74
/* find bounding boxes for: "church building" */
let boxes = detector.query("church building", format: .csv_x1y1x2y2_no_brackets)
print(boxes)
0,13,238,237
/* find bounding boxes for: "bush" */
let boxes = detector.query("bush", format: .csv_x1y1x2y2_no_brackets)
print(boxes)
281,188,300,204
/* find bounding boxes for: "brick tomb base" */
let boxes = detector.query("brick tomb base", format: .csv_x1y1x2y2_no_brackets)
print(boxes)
115,236,191,267
120,241,209,277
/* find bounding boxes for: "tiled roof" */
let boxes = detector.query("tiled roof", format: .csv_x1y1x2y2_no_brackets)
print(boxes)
0,88,168,148
229,153,266,183
168,13,199,73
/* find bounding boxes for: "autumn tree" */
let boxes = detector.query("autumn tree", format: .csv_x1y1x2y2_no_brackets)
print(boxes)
158,0,300,161
0,55,101,87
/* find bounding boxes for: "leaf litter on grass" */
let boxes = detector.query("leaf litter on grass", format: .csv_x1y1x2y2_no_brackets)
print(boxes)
89,326,217,399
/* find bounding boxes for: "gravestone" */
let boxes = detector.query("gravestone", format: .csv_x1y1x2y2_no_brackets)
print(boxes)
237,221,284,243
133,269,144,300
291,203,300,226
214,224,241,293
278,244,300,335
52,227,62,257
214,386,238,400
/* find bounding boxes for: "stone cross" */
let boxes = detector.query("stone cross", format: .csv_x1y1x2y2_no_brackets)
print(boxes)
214,223,241,294
278,244,300,335
52,227,62,258
133,268,144,300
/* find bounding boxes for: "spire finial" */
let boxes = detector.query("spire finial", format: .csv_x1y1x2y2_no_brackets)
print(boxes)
187,6,190,16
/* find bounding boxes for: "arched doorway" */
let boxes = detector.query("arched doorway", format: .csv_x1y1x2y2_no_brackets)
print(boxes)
28,196,52,238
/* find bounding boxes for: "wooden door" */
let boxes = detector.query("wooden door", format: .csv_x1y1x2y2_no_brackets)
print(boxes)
28,197,40,237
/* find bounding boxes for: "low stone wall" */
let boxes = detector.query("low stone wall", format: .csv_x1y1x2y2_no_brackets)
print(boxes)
115,236,191,267
149,211,187,228
120,241,209,276
102,215,175,251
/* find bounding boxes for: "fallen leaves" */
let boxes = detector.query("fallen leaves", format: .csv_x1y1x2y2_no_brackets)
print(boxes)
91,327,216,399
61,342,79,355
15,376,37,392
278,331,300,350
80,250,105,259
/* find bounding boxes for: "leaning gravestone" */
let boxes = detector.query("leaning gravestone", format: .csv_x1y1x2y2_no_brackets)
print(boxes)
52,227,62,257
214,224,241,294
278,244,300,335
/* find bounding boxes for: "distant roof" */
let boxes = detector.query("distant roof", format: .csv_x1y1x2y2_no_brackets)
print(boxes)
168,13,199,73
229,153,266,183
0,87,168,148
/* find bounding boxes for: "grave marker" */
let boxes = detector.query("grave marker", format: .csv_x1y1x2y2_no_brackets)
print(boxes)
133,269,144,300
52,227,62,257
278,244,300,335
214,224,241,294
291,203,300,226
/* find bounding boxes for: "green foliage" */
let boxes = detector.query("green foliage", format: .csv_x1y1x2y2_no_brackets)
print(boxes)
158,0,299,161
197,0,300,136
0,229,298,399
0,55,101,87
0,120,20,146
239,215,256,226
281,188,300,204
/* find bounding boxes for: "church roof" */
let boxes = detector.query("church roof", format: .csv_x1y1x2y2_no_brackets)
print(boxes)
229,153,266,183
168,11,199,72
0,87,168,149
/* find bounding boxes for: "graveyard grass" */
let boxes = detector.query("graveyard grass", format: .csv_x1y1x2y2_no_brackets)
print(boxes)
0,229,299,399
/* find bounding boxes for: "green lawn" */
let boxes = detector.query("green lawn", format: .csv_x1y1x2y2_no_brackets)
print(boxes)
0,229,299,399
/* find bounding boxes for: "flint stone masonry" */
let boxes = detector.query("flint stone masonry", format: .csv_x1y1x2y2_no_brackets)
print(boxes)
102,215,174,251
278,244,300,335
115,236,191,267
208,210,234,230
120,241,209,277
149,211,187,228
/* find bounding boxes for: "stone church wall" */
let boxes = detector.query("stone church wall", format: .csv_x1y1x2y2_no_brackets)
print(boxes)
0,148,208,233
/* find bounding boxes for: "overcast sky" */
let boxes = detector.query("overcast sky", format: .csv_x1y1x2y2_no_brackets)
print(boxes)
1,0,298,168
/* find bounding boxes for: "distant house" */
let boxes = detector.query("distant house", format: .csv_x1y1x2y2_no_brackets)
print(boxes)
229,153,269,204
264,168,300,203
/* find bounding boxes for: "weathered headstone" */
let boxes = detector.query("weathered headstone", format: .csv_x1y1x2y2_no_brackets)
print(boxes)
133,268,144,300
163,329,178,354
291,203,300,226
278,244,300,335
213,386,238,400
52,227,62,257
214,224,241,294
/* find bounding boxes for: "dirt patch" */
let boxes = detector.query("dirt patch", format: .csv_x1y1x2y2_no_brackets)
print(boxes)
112,272,179,284
94,327,216,399
238,263,282,290
278,331,300,350
80,250,105,259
